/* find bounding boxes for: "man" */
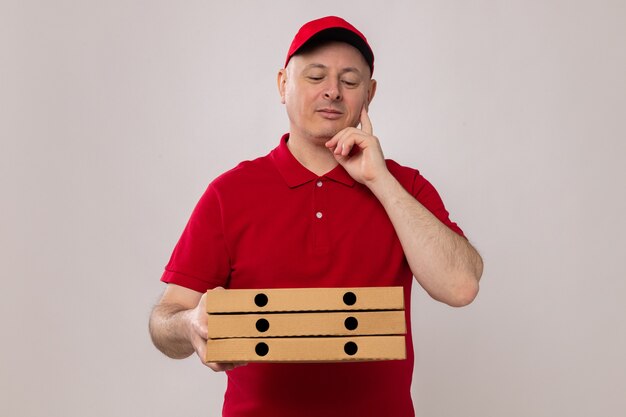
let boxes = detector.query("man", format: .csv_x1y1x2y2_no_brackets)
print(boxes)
149,16,483,417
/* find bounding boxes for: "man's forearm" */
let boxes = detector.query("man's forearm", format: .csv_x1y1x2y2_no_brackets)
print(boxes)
367,172,483,307
149,303,195,359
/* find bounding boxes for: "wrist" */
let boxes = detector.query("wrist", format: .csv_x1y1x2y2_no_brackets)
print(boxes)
364,168,396,194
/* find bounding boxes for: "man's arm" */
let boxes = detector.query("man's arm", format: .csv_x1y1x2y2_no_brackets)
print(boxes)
326,108,483,307
366,173,482,306
149,284,242,371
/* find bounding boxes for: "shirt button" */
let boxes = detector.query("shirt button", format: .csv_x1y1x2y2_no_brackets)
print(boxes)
316,212,323,219
316,180,323,187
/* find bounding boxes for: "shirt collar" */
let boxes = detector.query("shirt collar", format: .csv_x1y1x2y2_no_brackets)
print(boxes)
271,133,356,188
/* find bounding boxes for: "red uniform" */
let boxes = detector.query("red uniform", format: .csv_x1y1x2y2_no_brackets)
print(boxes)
162,134,464,416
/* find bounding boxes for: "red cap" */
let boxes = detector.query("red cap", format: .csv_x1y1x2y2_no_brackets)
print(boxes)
285,16,374,74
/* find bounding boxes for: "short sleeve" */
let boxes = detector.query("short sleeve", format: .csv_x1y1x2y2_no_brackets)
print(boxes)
411,171,465,238
386,160,465,238
160,184,231,292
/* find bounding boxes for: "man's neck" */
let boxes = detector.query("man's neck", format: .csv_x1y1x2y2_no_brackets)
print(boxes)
286,132,339,176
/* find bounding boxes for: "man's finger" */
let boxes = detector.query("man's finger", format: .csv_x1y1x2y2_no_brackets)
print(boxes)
327,127,350,153
359,106,373,135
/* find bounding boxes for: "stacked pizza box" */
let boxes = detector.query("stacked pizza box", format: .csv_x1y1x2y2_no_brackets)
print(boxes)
205,286,406,363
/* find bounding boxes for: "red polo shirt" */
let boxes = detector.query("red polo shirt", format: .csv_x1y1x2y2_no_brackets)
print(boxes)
162,134,464,417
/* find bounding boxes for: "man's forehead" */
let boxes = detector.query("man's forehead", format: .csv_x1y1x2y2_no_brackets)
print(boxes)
289,41,370,74
301,63,364,75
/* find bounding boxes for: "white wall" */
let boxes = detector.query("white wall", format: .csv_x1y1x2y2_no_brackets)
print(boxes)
1,1,624,416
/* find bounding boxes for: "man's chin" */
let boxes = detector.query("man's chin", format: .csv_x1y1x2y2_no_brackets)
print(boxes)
311,127,346,141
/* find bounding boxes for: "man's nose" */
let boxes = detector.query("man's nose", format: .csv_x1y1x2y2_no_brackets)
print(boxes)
323,80,342,101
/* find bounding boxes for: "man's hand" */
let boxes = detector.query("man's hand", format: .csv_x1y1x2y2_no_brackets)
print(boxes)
149,284,246,372
187,288,247,372
325,107,389,185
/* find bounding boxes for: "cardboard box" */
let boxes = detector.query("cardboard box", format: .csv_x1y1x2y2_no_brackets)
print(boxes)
205,286,404,313
207,310,406,338
204,286,407,363
205,335,406,362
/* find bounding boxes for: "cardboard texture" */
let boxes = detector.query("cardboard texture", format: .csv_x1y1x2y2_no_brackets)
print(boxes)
205,286,407,363
205,336,406,362
205,286,404,313
207,310,406,338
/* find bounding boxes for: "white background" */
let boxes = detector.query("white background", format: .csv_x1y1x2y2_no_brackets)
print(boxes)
1,1,625,416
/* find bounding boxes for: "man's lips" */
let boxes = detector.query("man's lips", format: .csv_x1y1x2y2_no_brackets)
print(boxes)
316,108,344,120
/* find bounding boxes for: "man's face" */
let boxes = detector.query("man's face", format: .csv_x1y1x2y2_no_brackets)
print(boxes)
278,41,376,142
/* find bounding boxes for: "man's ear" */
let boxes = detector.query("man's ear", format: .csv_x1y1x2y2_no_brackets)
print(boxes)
277,69,287,104
366,79,377,108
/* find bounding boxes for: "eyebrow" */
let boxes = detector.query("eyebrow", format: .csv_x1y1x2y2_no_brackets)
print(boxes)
302,63,362,75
